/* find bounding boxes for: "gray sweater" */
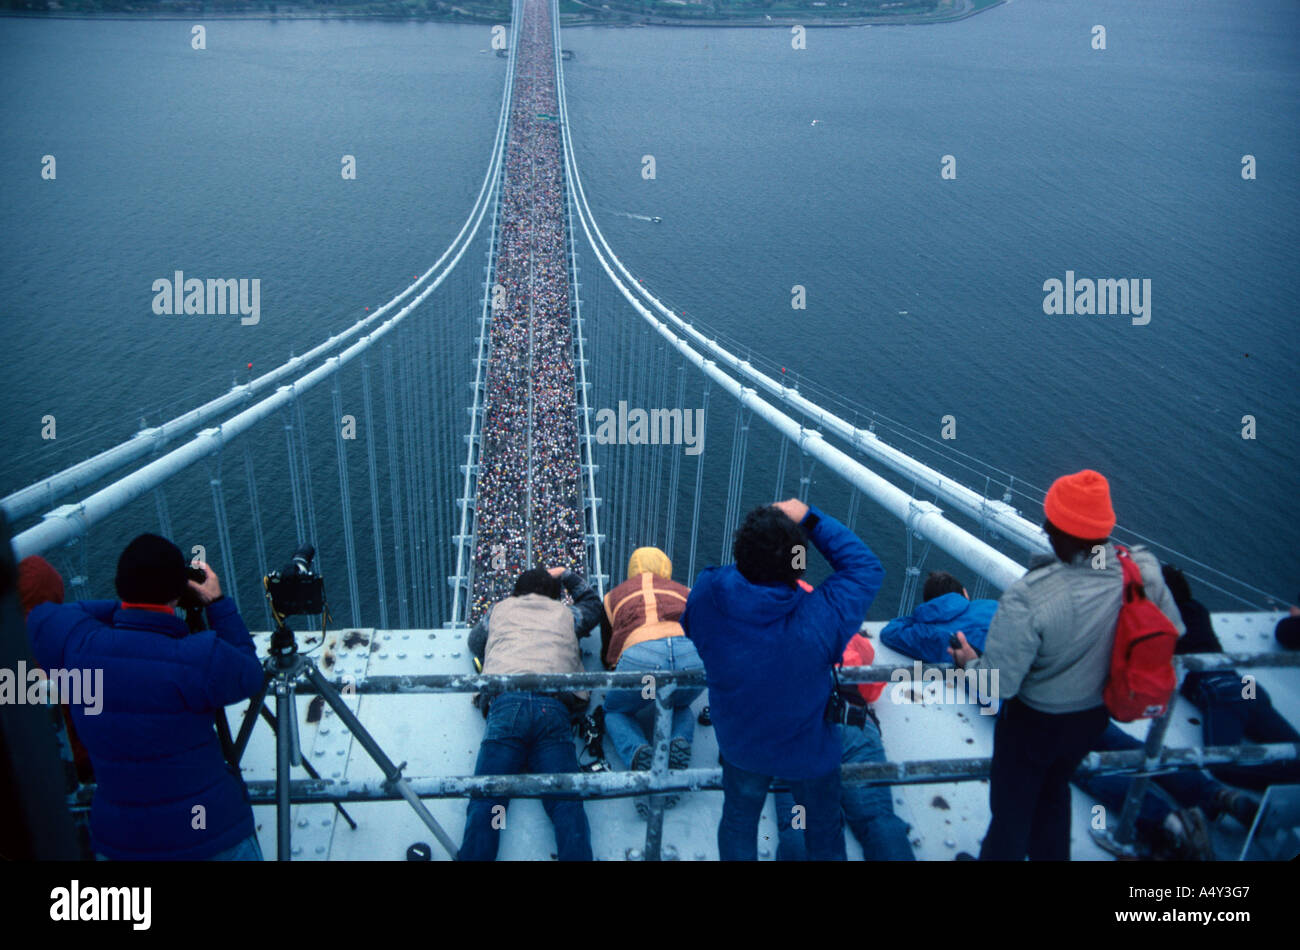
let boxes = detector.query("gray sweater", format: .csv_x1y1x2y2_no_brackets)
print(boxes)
968,543,1184,714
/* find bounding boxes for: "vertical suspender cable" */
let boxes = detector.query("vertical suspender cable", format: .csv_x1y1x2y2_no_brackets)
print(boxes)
207,451,240,609
283,403,306,547
686,380,711,585
774,438,790,501
797,453,816,504
646,341,670,544
402,332,423,626
293,394,321,578
154,486,174,543
242,442,273,632
331,373,362,627
382,343,410,629
663,363,685,561
361,356,389,630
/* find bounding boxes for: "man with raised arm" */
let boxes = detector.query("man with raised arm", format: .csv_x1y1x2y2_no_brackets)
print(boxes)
683,498,885,860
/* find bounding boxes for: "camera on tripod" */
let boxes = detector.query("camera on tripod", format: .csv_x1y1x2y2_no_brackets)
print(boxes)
265,544,325,617
230,543,458,859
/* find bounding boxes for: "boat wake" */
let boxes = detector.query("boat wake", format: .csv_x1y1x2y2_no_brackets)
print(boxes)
611,211,662,223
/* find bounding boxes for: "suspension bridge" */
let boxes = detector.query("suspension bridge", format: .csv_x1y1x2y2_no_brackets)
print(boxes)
4,0,1297,861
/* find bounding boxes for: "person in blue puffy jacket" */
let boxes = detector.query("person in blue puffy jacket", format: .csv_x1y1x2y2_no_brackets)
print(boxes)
26,534,265,860
879,571,997,663
683,498,885,861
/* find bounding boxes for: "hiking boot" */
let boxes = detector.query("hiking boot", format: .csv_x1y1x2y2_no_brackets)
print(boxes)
630,744,653,817
630,744,682,813
630,744,653,771
1211,787,1260,828
660,738,691,809
669,737,691,771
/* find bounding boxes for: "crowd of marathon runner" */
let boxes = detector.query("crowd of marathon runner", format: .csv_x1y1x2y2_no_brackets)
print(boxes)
470,0,586,625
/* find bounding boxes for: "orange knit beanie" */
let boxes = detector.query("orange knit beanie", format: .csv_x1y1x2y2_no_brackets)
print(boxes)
1043,469,1116,540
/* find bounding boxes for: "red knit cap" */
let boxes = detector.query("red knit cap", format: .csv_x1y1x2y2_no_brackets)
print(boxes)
18,556,65,619
1044,469,1116,540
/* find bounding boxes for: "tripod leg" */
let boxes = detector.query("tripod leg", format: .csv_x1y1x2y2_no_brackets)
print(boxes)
257,704,358,830
303,662,459,860
275,677,295,861
230,670,272,765
215,708,235,765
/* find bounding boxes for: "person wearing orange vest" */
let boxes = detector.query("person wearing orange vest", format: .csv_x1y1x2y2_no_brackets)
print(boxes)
600,547,704,814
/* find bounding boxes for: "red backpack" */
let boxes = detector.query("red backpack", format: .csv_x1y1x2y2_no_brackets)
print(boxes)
1103,545,1179,721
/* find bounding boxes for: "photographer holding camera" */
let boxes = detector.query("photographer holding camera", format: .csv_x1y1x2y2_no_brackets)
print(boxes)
461,565,605,861
682,498,885,861
26,533,265,860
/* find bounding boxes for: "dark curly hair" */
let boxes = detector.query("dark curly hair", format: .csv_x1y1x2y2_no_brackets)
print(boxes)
513,568,562,600
733,506,807,589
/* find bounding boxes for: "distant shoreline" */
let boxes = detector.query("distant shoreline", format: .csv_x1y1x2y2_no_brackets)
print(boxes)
0,1,1005,29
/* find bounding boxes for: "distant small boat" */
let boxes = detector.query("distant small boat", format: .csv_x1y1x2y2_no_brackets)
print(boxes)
811,119,820,126
651,216,662,223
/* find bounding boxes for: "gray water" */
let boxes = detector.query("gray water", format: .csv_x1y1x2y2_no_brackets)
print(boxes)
2,1,1297,614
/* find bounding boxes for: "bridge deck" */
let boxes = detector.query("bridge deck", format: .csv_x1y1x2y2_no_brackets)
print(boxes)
469,0,584,624
230,611,1294,860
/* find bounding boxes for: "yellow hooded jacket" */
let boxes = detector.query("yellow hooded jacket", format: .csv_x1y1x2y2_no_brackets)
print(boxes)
601,547,690,669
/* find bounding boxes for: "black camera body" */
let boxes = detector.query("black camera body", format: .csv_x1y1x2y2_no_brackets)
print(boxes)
266,545,325,616
824,689,870,729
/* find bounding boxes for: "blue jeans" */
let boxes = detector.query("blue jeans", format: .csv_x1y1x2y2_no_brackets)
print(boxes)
95,831,262,861
603,637,704,767
1072,723,1225,841
719,756,846,861
212,833,264,861
775,721,915,861
459,692,593,861
1182,672,1300,791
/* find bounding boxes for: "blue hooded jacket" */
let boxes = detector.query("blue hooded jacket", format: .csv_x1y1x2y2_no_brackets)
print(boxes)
879,593,998,663
27,597,264,859
682,506,884,779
